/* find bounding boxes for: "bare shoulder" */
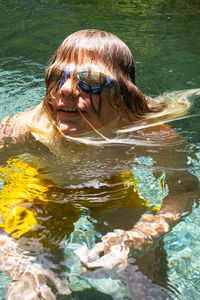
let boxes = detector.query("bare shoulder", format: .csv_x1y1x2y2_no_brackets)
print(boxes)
136,123,181,141
0,112,31,147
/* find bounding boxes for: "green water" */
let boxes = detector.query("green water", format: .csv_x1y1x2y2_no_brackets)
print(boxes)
0,1,200,299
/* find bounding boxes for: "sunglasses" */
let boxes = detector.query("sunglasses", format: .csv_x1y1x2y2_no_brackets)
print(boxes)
56,67,115,94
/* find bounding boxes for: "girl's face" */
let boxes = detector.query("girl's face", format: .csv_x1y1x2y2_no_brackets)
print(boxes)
50,64,118,136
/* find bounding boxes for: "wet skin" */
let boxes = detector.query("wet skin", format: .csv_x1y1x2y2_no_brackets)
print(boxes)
51,70,117,136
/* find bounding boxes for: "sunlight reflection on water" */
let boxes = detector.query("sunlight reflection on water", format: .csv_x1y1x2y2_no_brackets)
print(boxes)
0,0,200,297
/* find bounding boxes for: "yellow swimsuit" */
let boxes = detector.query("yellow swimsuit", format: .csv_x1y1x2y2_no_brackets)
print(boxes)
0,158,50,238
0,156,168,239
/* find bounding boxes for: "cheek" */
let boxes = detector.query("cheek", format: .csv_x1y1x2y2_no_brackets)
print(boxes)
82,93,100,112
91,94,101,110
101,93,118,120
101,91,113,110
104,90,120,115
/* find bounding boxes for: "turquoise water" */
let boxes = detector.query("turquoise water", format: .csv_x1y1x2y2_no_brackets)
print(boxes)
0,1,200,299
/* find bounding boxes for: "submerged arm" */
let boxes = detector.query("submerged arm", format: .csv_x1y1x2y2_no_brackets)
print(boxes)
0,230,71,299
75,122,199,271
75,171,199,271
126,170,199,250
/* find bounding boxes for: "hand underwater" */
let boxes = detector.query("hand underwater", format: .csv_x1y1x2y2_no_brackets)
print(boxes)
0,235,71,300
75,229,131,272
75,212,179,272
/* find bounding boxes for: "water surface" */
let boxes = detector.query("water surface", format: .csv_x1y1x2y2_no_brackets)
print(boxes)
0,1,200,299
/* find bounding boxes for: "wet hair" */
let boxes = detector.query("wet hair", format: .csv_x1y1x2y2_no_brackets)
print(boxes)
43,29,166,123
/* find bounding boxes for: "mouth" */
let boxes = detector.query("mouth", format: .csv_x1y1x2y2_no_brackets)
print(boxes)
56,106,86,120
59,107,78,112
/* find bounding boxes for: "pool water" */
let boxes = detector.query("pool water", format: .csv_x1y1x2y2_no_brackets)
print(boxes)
0,1,200,299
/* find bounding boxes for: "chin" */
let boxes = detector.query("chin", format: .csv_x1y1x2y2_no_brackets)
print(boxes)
58,126,86,137
56,121,93,137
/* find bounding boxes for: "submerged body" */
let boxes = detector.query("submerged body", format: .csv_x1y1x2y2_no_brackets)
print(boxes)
0,29,199,299
0,94,199,297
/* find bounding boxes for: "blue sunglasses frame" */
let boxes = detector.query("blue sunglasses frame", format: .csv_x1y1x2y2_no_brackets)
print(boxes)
56,68,115,94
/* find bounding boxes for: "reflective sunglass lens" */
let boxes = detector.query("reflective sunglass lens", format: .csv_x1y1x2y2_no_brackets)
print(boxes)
56,70,70,90
77,71,101,93
56,68,115,93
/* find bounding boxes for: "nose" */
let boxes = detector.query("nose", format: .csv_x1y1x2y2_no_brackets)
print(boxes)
59,77,80,98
